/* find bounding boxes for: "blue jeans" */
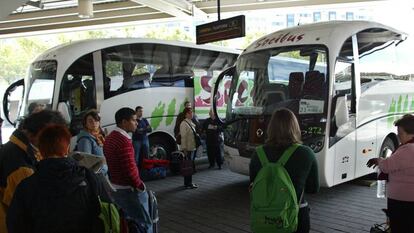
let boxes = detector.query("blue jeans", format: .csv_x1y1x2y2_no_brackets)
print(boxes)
111,188,153,232
133,137,149,168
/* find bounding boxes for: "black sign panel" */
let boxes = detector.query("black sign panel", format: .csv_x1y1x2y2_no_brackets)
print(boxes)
196,15,245,44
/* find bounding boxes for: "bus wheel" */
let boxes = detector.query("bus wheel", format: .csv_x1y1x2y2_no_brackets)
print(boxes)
380,137,395,159
149,135,176,160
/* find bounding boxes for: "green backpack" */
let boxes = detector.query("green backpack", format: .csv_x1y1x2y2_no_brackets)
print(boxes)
97,196,121,233
251,144,300,233
86,171,121,233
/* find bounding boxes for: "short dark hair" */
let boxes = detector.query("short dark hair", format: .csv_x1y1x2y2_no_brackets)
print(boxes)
21,110,66,135
82,109,100,127
28,102,41,115
115,107,135,126
38,124,71,158
135,106,143,111
184,101,190,106
395,114,414,134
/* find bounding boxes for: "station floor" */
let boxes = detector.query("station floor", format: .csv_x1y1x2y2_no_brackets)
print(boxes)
146,164,387,233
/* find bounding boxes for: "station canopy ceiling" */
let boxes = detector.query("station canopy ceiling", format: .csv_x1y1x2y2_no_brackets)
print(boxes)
0,0,385,38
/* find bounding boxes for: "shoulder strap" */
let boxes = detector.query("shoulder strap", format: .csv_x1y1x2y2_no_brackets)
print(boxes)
184,120,197,134
77,135,93,144
278,144,300,166
255,146,269,166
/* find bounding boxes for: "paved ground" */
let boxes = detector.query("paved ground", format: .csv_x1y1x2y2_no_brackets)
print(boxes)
146,164,387,233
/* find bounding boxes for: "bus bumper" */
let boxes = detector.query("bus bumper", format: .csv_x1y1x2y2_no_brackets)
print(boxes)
224,145,250,176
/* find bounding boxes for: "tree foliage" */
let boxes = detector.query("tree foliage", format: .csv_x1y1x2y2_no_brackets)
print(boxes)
144,27,193,42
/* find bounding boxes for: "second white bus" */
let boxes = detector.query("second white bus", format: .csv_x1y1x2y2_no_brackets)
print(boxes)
3,38,239,157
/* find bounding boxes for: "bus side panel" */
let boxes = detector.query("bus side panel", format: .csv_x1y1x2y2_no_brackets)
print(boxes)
355,121,377,178
333,131,356,185
315,146,333,187
99,87,193,135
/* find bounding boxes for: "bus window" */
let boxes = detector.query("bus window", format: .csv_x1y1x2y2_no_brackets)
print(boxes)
334,61,352,96
331,36,357,141
358,30,398,83
102,44,167,97
26,60,56,114
59,53,96,134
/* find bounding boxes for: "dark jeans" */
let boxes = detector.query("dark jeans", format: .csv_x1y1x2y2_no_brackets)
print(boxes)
295,206,310,233
184,151,194,186
206,141,223,167
133,137,149,169
387,198,414,233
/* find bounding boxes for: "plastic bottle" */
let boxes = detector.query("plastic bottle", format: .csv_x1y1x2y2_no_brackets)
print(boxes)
377,180,386,198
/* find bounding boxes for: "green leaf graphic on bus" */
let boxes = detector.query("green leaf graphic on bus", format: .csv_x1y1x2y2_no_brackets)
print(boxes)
403,95,409,112
151,101,165,130
411,96,414,110
194,76,202,96
397,95,403,113
166,98,177,126
388,95,414,127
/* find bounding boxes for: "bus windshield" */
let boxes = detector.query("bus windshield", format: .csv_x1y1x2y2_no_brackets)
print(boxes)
224,45,329,149
26,60,56,113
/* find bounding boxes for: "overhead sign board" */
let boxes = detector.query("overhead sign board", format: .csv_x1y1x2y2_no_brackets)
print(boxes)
196,15,245,44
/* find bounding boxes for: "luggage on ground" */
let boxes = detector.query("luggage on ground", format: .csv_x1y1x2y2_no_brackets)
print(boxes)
169,151,183,174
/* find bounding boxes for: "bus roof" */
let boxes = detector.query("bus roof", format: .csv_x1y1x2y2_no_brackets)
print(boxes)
244,20,406,54
34,38,240,63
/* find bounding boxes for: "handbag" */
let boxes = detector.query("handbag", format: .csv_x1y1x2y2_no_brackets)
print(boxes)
184,120,202,148
175,134,181,145
180,154,194,176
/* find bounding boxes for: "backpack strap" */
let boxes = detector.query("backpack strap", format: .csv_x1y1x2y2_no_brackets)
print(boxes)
277,144,300,166
256,146,269,166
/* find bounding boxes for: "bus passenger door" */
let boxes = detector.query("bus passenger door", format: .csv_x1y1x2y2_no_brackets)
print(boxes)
330,54,356,184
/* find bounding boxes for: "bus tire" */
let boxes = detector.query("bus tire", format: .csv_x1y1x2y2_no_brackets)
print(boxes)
366,137,396,179
380,137,395,159
149,134,176,160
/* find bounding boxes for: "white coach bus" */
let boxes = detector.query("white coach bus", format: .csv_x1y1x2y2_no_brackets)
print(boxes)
212,21,414,187
3,38,239,156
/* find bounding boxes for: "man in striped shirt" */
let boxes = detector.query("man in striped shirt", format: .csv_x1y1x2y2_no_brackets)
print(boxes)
104,107,151,229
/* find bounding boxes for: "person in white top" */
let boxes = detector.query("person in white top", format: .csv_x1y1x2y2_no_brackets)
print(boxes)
179,108,198,189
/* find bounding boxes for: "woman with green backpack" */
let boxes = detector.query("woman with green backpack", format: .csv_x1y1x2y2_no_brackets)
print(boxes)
249,108,320,233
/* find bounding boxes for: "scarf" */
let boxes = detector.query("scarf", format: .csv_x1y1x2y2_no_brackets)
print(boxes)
89,130,105,146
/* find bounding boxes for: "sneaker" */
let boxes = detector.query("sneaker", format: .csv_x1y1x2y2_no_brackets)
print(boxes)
208,165,214,169
188,183,198,189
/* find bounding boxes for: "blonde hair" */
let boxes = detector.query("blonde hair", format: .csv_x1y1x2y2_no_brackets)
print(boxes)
265,108,302,147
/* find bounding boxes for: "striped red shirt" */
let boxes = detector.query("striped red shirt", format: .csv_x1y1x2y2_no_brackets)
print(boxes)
103,130,143,189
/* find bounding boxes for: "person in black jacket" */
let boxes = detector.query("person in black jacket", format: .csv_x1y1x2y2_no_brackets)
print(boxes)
202,109,224,169
7,124,108,233
0,110,67,232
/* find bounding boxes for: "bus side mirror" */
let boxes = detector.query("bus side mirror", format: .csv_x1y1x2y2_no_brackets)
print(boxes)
212,66,235,125
335,96,349,128
57,102,71,124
